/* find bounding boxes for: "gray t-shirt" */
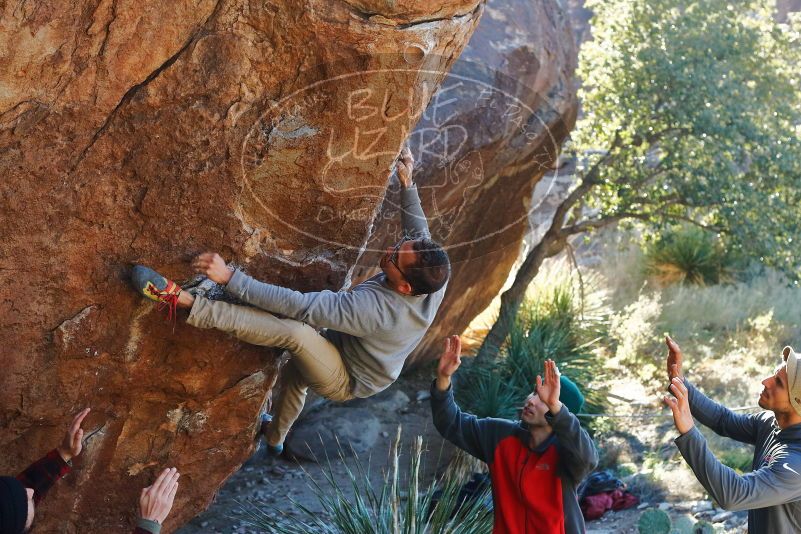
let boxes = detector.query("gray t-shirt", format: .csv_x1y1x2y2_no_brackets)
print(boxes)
225,185,446,398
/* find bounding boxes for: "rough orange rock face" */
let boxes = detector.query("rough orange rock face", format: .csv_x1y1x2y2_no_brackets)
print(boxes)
353,0,579,366
0,1,484,531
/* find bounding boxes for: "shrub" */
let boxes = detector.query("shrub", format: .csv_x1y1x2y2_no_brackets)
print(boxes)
460,272,608,426
644,226,738,286
607,267,801,390
609,292,663,368
658,271,801,345
457,363,521,420
239,429,494,533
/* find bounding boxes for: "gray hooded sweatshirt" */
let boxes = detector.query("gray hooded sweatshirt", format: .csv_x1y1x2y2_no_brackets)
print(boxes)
225,185,446,398
676,380,801,532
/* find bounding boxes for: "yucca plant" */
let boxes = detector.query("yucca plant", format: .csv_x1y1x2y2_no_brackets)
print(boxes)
644,226,739,286
238,428,494,533
504,287,608,418
458,274,608,425
456,363,521,420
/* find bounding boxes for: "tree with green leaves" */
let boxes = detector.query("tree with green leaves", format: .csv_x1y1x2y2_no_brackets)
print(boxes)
476,0,801,361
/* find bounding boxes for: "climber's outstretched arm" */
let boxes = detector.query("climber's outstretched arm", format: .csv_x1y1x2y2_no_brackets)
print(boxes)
396,147,430,239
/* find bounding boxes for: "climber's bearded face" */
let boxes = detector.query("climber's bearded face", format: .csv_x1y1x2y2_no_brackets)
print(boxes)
380,238,418,295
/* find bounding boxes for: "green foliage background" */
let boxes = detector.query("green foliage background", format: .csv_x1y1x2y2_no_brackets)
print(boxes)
573,0,801,274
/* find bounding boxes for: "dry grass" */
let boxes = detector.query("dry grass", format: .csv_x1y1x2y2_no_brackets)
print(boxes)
596,240,801,403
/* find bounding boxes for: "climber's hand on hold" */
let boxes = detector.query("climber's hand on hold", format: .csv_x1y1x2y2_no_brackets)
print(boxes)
192,253,232,285
397,146,414,188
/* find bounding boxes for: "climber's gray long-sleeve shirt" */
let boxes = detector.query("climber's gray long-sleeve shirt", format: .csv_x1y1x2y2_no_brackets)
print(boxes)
675,380,801,532
225,185,446,398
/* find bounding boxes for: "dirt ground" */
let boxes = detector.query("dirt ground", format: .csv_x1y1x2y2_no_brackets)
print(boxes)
176,367,458,534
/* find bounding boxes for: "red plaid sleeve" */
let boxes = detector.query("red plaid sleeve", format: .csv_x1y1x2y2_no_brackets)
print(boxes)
16,449,72,504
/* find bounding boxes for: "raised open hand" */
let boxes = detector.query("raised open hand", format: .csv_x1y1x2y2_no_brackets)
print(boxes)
139,467,180,525
536,359,562,414
436,335,462,391
664,376,694,435
666,335,684,381
57,408,90,463
397,146,414,188
192,252,232,285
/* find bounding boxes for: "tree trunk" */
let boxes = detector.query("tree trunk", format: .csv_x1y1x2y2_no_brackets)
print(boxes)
474,230,568,362
472,155,609,362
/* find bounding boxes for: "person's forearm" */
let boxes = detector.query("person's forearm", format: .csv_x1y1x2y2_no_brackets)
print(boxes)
685,380,758,443
16,449,72,504
546,409,598,479
674,427,800,511
429,378,499,462
400,184,430,238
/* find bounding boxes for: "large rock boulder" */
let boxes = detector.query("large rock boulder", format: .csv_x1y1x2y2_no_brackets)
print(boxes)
0,1,484,531
352,0,579,365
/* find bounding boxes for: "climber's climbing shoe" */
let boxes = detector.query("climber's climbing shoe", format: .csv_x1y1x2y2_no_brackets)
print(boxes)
242,414,283,467
258,413,284,457
265,442,284,457
258,412,273,436
131,265,183,325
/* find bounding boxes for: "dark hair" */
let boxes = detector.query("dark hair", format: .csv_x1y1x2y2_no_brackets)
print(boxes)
406,238,450,295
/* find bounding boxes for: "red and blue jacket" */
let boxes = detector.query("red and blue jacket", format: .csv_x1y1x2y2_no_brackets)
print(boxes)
431,382,598,534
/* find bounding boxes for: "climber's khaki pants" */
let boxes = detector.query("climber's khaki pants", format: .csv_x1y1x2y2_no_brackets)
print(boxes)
187,297,354,446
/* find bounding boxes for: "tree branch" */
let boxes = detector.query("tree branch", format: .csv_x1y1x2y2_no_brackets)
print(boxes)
562,209,725,235
547,131,626,238
645,126,692,144
659,213,725,232
562,212,645,235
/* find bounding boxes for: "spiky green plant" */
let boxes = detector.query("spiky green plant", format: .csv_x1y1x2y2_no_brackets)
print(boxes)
238,428,494,533
459,275,608,424
644,226,739,286
456,363,521,420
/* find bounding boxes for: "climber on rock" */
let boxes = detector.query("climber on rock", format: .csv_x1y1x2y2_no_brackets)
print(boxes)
130,146,450,456
0,409,180,534
430,336,598,534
